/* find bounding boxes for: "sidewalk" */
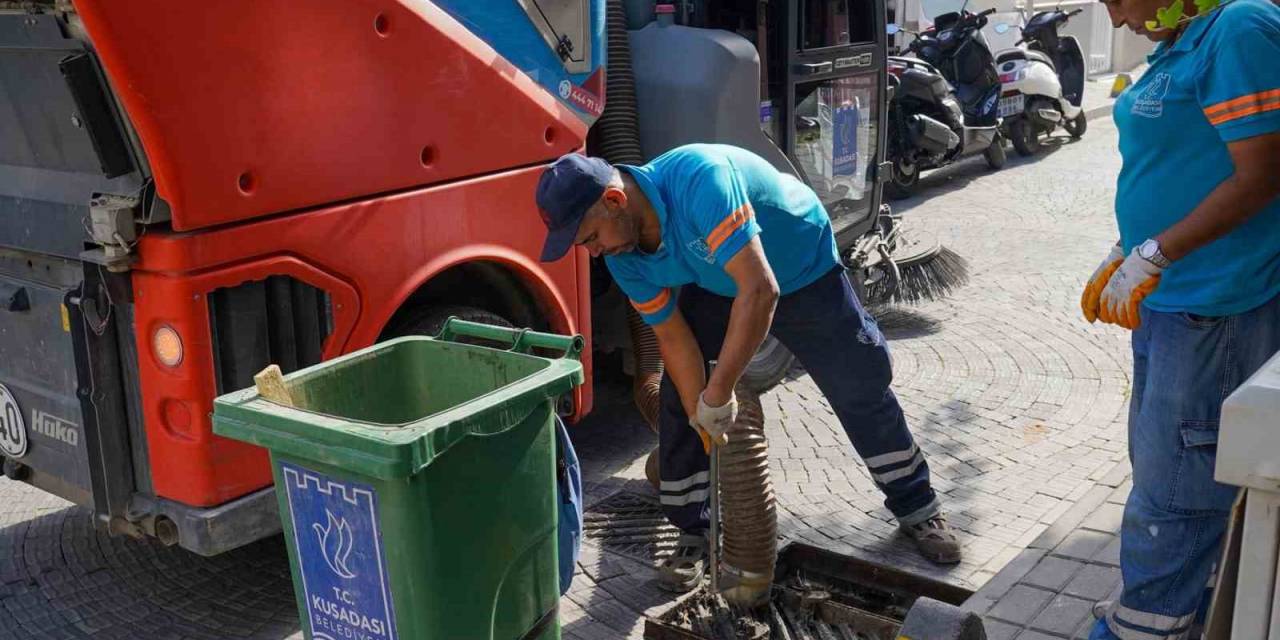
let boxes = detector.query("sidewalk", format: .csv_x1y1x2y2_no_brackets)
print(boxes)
967,460,1130,639
1082,64,1150,121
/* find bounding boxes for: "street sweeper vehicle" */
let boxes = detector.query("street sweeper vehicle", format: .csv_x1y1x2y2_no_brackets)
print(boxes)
0,0,968,555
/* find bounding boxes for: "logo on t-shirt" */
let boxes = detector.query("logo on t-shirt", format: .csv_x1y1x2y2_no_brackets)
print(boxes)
686,238,715,264
1131,73,1172,119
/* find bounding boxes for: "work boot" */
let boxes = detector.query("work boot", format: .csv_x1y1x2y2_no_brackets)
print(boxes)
658,532,708,592
901,514,962,564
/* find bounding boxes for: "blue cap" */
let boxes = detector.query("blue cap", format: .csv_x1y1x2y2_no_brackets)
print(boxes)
536,154,614,262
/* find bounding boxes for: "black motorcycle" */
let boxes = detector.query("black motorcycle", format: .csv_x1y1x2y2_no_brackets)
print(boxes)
885,8,1006,199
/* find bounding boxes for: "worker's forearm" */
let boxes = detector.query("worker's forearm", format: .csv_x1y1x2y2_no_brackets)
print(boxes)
705,287,778,405
1156,172,1280,262
654,314,707,420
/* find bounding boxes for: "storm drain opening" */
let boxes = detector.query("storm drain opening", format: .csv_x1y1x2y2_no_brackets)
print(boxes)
584,490,682,565
644,543,974,640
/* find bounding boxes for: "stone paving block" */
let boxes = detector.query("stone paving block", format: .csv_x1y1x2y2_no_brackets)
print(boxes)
987,586,1055,626
1031,487,1112,551
1030,594,1093,636
1081,503,1124,533
1055,530,1114,562
1063,564,1122,600
1016,630,1069,640
977,614,1018,640
1092,535,1122,567
1023,556,1086,591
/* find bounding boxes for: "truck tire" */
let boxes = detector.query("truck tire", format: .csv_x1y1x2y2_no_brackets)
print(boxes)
387,305,514,346
740,335,794,393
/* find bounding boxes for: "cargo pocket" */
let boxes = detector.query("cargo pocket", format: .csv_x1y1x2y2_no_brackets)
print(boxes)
1168,419,1235,515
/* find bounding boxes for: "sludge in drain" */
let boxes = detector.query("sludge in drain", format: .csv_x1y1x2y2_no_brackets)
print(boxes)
644,543,976,640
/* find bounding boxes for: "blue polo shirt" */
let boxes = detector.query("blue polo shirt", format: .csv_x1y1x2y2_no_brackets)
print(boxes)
1113,0,1280,316
605,144,840,325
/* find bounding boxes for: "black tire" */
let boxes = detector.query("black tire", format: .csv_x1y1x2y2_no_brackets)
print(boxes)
885,157,920,200
1009,118,1040,157
386,304,514,347
983,135,1007,170
1064,111,1087,139
740,335,795,393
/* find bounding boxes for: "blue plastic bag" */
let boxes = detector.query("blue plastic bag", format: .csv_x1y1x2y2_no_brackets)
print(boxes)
554,416,583,595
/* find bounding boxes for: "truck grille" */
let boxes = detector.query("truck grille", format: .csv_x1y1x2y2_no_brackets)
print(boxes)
208,276,333,394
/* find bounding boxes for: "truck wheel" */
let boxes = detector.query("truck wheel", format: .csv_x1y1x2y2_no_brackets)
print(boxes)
1064,112,1088,139
1010,118,1040,157
387,305,513,346
885,158,920,200
983,134,1007,170
740,335,794,393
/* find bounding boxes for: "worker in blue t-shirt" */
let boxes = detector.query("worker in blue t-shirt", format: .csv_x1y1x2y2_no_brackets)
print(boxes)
535,144,960,592
1080,0,1280,637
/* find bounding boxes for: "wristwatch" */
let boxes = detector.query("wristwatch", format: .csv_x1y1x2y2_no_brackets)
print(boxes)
1137,239,1171,268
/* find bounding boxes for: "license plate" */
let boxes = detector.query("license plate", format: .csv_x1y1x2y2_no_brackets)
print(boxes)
0,383,27,458
998,94,1025,118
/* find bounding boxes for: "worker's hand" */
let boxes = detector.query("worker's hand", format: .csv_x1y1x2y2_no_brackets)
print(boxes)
1080,243,1124,323
695,391,735,447
1098,246,1164,330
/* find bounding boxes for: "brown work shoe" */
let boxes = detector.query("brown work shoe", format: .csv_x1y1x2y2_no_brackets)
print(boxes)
901,514,962,564
658,533,708,592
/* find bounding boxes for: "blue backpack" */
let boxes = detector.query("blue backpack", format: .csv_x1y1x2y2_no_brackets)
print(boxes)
554,416,583,595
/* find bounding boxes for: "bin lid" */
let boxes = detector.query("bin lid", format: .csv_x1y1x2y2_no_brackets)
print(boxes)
212,334,584,480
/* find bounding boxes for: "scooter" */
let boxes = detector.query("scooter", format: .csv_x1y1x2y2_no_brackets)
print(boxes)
884,7,1006,200
993,9,1088,155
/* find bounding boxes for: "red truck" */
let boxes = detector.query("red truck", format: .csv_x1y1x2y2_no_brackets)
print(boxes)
0,0,958,555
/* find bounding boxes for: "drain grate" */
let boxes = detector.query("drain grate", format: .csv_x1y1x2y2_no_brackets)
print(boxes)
585,491,682,565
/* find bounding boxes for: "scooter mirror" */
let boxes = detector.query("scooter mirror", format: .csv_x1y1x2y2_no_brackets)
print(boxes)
993,22,1011,33
887,23,903,35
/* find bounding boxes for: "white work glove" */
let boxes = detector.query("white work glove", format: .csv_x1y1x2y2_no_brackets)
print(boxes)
695,391,736,447
1080,243,1124,324
1098,246,1164,330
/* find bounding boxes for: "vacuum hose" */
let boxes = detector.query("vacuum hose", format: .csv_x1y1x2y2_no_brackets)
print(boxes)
719,384,778,608
597,0,663,431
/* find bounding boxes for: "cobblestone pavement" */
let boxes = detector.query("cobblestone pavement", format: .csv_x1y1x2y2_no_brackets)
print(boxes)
561,116,1137,638
967,464,1131,639
0,118,1134,640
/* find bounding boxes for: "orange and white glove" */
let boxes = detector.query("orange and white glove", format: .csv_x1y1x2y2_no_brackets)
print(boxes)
1081,243,1124,323
695,391,735,447
1097,246,1164,330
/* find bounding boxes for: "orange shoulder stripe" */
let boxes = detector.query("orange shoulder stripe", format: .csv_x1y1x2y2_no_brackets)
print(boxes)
1204,88,1280,125
631,288,672,315
706,203,754,253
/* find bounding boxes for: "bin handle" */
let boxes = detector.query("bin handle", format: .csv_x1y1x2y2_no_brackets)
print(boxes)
437,317,584,360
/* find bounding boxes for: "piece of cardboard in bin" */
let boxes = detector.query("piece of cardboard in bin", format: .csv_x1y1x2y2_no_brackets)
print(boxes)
254,364,295,407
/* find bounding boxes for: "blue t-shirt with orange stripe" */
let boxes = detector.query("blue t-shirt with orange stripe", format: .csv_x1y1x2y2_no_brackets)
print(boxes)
605,144,840,325
1114,0,1280,316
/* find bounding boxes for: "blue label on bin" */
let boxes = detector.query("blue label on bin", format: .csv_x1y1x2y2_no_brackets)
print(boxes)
281,462,398,640
833,104,859,177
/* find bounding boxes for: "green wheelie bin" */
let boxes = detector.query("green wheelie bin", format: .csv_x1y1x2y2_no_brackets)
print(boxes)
212,319,584,640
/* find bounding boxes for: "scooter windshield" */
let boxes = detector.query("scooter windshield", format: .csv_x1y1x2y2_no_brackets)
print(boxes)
921,0,968,23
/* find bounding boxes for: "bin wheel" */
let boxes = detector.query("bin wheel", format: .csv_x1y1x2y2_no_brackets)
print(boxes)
388,305,514,346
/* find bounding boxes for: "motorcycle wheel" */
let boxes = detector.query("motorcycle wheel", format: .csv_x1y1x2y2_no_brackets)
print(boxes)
885,157,920,200
1064,112,1088,139
983,134,1007,170
1010,118,1041,157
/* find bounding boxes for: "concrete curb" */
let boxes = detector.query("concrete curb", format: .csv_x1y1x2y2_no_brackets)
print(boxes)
1084,102,1115,121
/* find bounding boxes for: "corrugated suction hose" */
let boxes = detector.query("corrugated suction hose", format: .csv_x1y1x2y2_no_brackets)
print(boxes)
598,0,663,431
719,385,777,608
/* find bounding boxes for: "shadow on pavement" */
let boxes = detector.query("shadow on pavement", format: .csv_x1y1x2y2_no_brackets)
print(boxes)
0,506,301,639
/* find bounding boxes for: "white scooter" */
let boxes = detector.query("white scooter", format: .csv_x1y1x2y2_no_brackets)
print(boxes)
993,9,1088,156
